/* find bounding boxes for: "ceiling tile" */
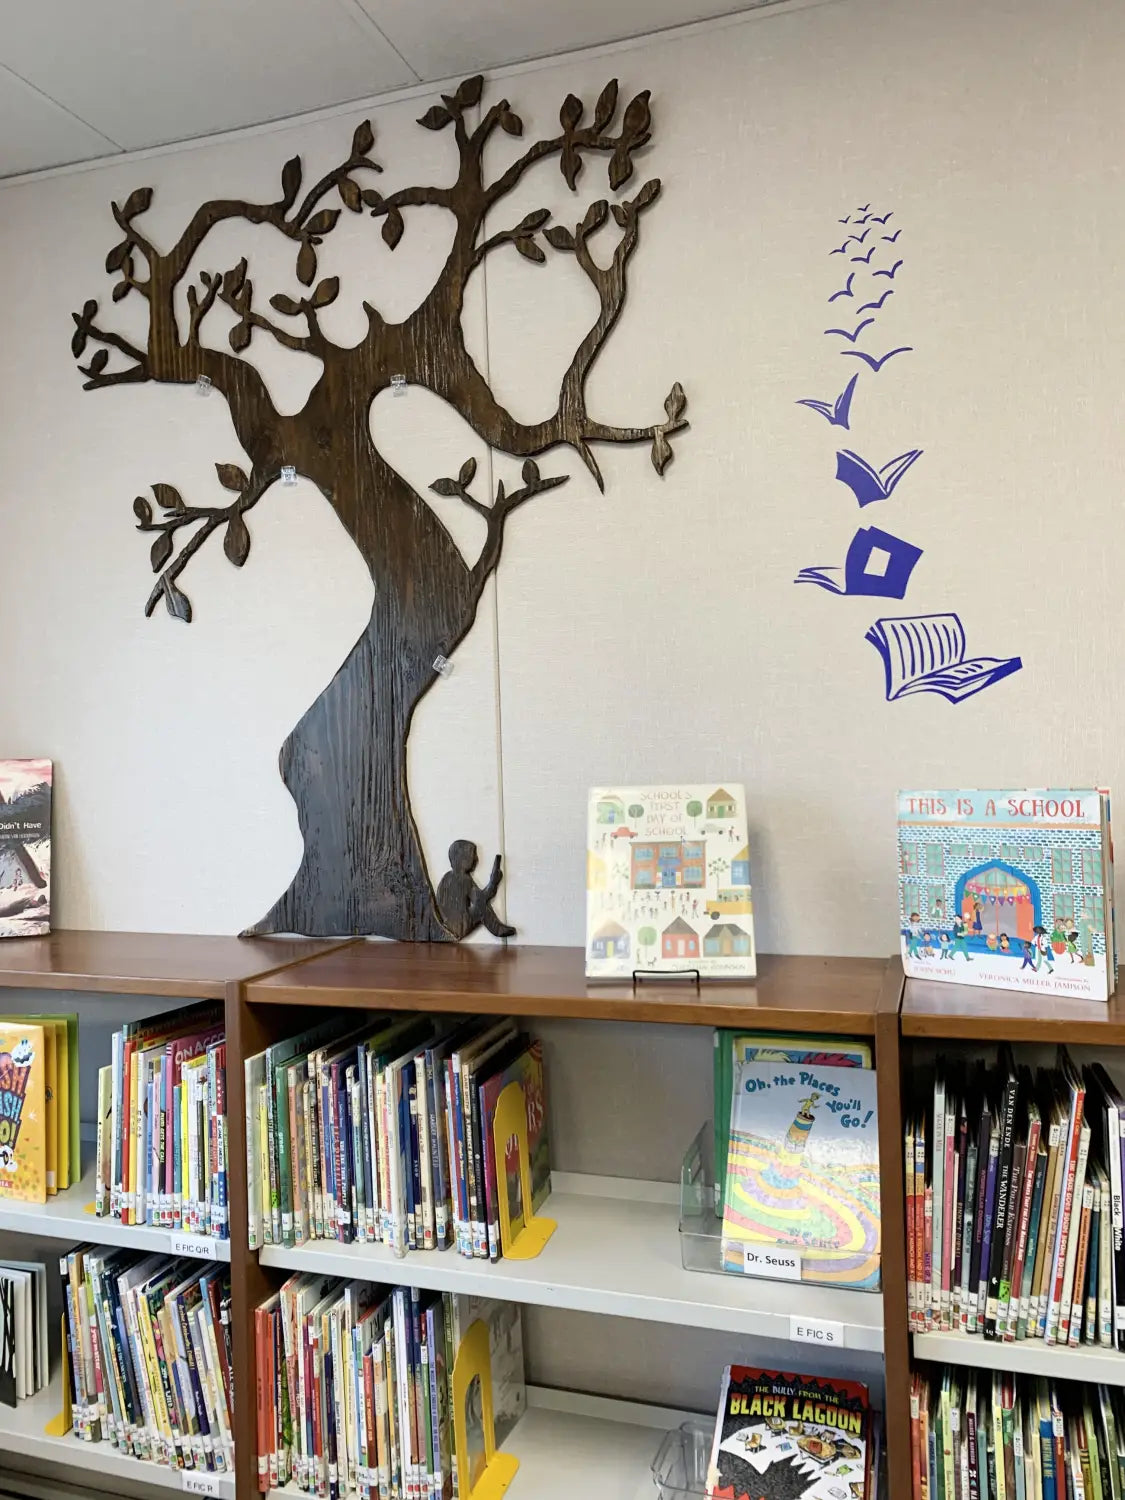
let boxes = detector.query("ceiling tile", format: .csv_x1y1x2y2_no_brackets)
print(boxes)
358,0,764,80
0,65,119,177
0,0,416,151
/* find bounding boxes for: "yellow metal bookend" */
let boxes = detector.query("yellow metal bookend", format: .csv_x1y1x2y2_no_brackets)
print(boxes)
493,1081,556,1260
451,1318,518,1500
44,1314,73,1436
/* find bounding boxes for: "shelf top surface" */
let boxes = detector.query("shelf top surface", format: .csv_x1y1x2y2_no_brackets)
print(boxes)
0,929,350,998
901,974,1125,1041
245,944,896,1031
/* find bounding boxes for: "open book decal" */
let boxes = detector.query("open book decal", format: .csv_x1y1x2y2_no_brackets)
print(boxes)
796,526,922,598
866,614,1023,703
796,374,858,429
835,447,922,506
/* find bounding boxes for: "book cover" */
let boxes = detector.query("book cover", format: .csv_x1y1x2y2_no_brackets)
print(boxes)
0,761,51,938
586,783,755,979
478,1038,551,1263
0,1023,46,1203
897,789,1114,1002
705,1365,870,1500
721,1059,880,1289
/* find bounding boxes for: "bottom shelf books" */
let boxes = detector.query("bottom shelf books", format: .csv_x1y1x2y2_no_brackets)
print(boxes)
0,1259,48,1406
704,1366,877,1500
911,1366,1125,1499
256,1278,524,1498
61,1247,233,1474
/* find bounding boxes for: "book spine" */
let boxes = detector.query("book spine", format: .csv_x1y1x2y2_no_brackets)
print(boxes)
1046,1083,1086,1342
415,1055,434,1252
941,1100,957,1330
985,1076,1019,1340
977,1130,1000,1337
1063,1151,1094,1347
959,1138,979,1334
1017,1148,1048,1340
996,1138,1026,1338
1115,1100,1125,1352
1035,1121,1066,1337
931,1076,946,1332
1082,1186,1101,1344
1006,1117,1041,1339
1053,1116,1090,1345
1099,1179,1113,1346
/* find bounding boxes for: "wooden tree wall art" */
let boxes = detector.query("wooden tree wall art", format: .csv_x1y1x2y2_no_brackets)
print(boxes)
71,74,689,941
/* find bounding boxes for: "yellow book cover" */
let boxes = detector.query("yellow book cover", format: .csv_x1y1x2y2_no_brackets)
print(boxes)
0,1021,47,1202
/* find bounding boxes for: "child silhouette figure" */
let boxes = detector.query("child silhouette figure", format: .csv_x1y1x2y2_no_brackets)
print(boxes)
436,840,516,941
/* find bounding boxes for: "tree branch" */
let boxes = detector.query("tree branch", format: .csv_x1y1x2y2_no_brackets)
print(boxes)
430,458,569,600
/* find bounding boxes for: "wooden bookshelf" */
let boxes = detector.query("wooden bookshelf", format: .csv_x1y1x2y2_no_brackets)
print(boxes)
902,972,1125,1042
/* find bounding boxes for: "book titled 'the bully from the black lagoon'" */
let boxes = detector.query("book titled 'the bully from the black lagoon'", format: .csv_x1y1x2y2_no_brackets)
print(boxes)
705,1365,873,1500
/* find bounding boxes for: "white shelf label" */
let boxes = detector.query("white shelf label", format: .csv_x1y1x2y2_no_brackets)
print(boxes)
170,1234,218,1261
182,1473,221,1496
789,1315,845,1347
743,1245,801,1281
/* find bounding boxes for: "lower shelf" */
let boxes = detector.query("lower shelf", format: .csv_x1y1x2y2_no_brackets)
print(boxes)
0,1370,235,1498
914,1327,1125,1383
268,1386,696,1500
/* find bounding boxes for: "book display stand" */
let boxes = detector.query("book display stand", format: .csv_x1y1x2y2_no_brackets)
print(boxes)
492,1080,557,1260
452,1317,520,1500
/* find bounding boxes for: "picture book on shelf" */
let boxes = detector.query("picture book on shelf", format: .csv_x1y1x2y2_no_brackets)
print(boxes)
586,783,755,979
0,1022,46,1203
0,760,51,937
706,1365,872,1500
722,1059,880,1289
897,789,1116,1002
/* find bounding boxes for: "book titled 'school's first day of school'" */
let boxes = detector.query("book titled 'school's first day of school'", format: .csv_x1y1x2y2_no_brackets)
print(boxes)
585,783,755,979
706,1365,872,1500
897,789,1116,1002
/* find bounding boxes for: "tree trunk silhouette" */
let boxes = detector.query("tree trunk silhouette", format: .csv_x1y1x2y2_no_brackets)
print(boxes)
71,73,688,940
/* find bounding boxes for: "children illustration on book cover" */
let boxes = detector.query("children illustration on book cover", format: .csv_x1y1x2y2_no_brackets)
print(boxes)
897,790,1114,1002
0,1026,46,1203
585,784,755,978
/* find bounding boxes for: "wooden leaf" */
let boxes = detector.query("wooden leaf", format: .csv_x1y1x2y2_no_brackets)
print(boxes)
561,144,582,191
429,477,460,497
162,578,192,623
216,462,249,493
593,79,619,132
88,348,109,375
622,90,652,139
269,293,304,317
133,496,153,526
122,186,153,219
651,428,673,475
581,200,608,235
516,208,551,234
521,459,540,486
229,322,252,352
223,260,247,299
105,241,130,273
514,238,546,264
281,156,302,206
559,94,583,131
609,150,634,192
112,280,131,302
418,105,453,131
545,225,575,251
351,120,375,157
441,95,459,114
339,178,362,212
150,531,173,572
456,75,484,109
224,515,250,567
297,242,317,286
82,299,97,321
633,178,661,210
664,382,686,423
305,209,340,237
361,188,383,208
313,276,340,308
611,203,628,228
153,483,183,511
458,458,477,488
382,209,404,250
499,109,523,137
70,328,87,358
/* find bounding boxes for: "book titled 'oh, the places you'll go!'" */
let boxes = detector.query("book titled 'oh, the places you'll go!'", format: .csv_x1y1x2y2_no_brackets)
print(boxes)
897,789,1116,1002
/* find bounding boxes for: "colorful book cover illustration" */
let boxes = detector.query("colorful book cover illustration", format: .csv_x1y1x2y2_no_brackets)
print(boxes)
586,783,754,979
705,1365,870,1500
0,1023,46,1203
479,1040,551,1261
722,1060,880,1289
897,789,1115,1002
0,760,51,938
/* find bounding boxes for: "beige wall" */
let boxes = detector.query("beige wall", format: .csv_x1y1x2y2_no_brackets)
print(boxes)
0,0,1121,949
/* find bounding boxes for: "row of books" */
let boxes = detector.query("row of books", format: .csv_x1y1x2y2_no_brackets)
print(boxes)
0,1258,48,1406
245,1014,549,1261
714,1029,881,1290
61,1246,234,1475
96,999,228,1239
907,1048,1125,1347
911,1367,1125,1500
0,1013,78,1203
256,1278,523,1498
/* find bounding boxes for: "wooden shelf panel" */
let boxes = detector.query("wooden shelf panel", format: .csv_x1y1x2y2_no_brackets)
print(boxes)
901,975,1125,1043
0,930,350,998
914,1328,1125,1383
246,945,890,1033
0,1160,231,1261
258,1179,885,1351
0,1369,235,1496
